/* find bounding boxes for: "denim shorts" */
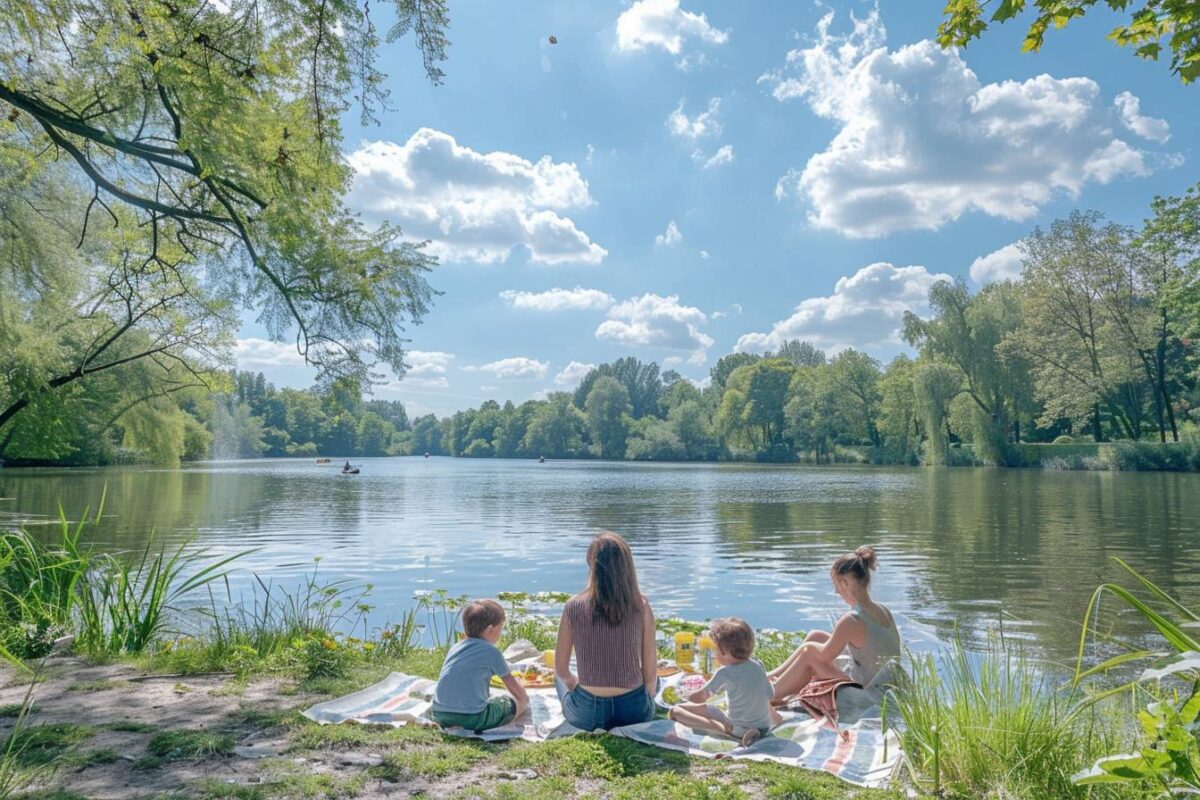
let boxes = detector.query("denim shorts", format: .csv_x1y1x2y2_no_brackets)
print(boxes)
555,678,655,731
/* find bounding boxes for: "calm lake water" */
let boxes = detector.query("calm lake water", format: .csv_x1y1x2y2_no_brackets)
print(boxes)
2,457,1198,665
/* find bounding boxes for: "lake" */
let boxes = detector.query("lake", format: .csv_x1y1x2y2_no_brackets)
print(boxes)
3,457,1198,665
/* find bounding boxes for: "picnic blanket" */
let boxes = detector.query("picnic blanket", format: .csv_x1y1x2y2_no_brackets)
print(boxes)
301,672,579,742
302,670,902,788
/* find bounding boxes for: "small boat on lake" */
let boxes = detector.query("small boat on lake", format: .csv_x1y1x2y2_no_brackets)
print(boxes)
342,468,360,475
316,458,332,464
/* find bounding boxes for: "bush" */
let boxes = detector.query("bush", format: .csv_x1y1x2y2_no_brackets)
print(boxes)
1100,441,1200,472
1053,434,1075,444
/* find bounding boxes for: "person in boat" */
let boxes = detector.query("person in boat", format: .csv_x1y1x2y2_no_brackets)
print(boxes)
766,547,900,713
343,460,352,472
553,532,657,731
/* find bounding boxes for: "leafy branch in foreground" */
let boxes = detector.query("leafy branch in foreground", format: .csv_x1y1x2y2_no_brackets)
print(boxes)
0,0,446,391
938,0,1200,84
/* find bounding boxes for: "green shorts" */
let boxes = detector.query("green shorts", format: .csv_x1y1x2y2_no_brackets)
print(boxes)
430,696,517,732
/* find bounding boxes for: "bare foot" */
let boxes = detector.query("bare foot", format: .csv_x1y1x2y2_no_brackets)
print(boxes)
740,728,763,747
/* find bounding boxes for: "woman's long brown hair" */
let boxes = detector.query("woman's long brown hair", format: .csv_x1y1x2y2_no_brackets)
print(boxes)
584,531,642,626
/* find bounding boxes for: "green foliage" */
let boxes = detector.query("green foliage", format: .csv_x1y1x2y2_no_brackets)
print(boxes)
145,730,235,761
1073,559,1200,794
895,637,1135,799
937,0,1200,83
585,376,632,459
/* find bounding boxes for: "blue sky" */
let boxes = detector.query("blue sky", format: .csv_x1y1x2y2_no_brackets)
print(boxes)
235,0,1198,417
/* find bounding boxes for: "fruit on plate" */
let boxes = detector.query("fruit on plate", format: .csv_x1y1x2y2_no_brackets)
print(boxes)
662,686,681,705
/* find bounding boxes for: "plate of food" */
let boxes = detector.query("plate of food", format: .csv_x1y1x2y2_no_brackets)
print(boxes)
656,658,681,678
658,673,708,707
491,665,556,690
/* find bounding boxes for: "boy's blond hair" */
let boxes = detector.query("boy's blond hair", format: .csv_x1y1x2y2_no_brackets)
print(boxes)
709,617,755,660
461,599,505,638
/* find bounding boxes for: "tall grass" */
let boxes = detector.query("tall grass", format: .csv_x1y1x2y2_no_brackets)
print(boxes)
0,497,246,658
894,636,1144,800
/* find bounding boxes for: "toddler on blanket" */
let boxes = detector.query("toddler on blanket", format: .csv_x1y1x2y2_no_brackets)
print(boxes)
430,599,529,733
667,617,781,746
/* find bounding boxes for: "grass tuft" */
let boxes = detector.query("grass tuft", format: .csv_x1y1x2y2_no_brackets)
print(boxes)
2,722,94,767
146,729,235,761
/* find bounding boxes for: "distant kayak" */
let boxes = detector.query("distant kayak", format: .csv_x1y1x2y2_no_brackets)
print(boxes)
316,458,332,464
341,468,360,475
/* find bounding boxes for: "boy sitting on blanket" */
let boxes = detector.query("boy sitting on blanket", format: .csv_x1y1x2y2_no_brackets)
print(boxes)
430,599,529,733
668,617,782,746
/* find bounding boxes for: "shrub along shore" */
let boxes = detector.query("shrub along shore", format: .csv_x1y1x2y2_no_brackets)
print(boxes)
2,517,1197,799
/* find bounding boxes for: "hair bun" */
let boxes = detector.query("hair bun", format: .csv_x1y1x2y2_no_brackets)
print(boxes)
855,546,878,571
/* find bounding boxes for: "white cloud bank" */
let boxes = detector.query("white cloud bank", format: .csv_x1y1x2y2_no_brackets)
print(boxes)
348,128,607,265
596,293,713,364
698,144,734,169
616,0,728,63
499,287,615,311
655,220,683,247
970,242,1025,285
735,262,951,353
555,361,596,386
465,357,549,380
760,10,1176,238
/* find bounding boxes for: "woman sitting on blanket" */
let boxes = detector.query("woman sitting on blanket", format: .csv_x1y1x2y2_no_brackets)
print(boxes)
553,531,658,731
768,546,900,719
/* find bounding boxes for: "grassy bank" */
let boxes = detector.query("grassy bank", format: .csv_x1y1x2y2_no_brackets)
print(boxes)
1,521,1192,798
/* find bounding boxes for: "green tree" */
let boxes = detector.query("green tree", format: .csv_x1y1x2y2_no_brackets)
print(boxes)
877,356,921,464
905,280,1027,465
0,0,446,388
574,357,665,419
410,414,443,455
772,340,826,367
585,376,632,459
523,394,585,458
357,411,395,456
709,352,760,392
914,362,962,465
937,0,1200,83
669,400,714,459
826,350,883,447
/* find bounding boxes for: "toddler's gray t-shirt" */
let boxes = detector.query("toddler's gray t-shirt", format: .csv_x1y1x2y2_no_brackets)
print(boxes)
703,658,773,732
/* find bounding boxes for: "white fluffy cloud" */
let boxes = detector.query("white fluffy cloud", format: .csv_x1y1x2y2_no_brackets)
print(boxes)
1114,91,1171,143
465,357,549,380
499,287,615,311
970,242,1025,285
596,293,714,364
761,10,1173,238
235,338,306,368
697,144,734,169
406,350,454,377
555,361,596,386
616,0,728,61
655,220,683,247
347,128,607,265
735,262,951,353
667,98,722,141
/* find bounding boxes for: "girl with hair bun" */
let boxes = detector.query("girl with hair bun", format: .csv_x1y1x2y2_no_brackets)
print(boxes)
767,546,901,707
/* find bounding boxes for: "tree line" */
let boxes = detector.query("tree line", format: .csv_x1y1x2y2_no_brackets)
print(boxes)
3,192,1198,466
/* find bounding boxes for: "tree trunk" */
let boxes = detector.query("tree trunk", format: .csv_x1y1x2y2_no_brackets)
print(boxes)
1092,403,1103,443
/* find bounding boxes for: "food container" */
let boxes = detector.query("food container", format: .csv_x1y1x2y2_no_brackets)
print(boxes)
673,631,696,667
698,634,715,675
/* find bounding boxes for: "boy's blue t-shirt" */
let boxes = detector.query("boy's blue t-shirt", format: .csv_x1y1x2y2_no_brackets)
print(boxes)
431,637,511,714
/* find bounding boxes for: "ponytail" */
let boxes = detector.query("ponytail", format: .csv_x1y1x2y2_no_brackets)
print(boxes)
832,546,879,586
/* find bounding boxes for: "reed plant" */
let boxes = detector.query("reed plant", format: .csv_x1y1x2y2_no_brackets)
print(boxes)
894,636,1144,799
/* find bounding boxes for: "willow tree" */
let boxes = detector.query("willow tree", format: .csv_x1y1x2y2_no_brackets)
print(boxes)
0,0,445,409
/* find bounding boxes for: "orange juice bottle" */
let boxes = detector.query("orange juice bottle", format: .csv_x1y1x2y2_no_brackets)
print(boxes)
674,631,696,668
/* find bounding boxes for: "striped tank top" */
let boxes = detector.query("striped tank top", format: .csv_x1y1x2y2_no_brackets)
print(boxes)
564,593,645,689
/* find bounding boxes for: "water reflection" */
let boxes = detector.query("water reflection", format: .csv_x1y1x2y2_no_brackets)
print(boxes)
2,458,1197,664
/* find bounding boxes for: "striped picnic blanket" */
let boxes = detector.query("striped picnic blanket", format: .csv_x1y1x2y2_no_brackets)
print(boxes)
301,671,901,788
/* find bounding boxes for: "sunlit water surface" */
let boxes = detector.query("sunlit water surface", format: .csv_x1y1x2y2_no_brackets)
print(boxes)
3,457,1198,665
